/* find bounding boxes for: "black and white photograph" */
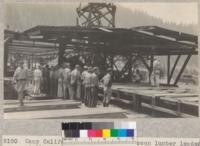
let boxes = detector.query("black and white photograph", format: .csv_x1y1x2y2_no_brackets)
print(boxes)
4,2,199,119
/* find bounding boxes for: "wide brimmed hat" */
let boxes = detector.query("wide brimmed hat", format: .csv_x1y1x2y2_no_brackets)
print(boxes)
83,65,88,69
88,66,93,72
107,68,112,72
75,64,80,68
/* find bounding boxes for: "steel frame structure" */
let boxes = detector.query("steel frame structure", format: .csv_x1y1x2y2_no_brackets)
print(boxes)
76,3,116,28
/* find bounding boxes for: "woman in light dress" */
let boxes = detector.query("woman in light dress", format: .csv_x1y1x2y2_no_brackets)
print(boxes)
57,65,64,98
33,65,42,95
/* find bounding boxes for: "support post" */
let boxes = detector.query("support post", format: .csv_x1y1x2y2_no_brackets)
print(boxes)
58,42,65,65
4,38,12,76
110,55,114,69
174,53,192,86
138,55,150,72
149,55,154,84
167,55,171,84
128,55,133,81
168,55,181,84
4,42,9,76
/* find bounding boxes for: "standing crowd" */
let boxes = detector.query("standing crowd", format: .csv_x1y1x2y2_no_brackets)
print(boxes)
13,59,161,107
13,62,113,107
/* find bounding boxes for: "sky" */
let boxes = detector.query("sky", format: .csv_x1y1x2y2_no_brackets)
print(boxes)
119,2,198,25
5,2,198,31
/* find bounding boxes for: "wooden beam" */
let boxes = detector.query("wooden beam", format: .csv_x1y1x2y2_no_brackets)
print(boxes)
9,44,57,49
167,55,171,84
168,55,181,84
174,53,192,86
138,55,150,71
149,55,154,84
58,42,65,65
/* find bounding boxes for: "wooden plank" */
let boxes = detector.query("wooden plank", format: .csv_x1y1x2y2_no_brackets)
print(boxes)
163,94,198,97
100,85,198,117
160,97,199,106
176,97,199,102
177,99,182,117
4,101,81,113
151,96,157,116
142,103,196,118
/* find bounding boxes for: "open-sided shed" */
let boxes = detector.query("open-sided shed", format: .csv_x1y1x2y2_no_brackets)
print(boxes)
5,25,198,86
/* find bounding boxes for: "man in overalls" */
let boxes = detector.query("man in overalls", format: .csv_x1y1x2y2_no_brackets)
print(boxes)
70,65,81,100
13,62,28,106
101,68,113,107
151,59,161,87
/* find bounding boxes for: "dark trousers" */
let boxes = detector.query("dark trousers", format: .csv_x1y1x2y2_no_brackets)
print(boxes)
50,78,58,97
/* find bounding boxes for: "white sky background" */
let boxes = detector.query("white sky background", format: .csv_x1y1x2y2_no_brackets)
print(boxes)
5,2,198,31
119,3,198,25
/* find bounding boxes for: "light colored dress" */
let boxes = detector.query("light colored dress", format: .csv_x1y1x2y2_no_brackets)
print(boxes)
102,73,112,105
90,73,99,107
70,69,81,100
57,68,64,98
63,68,71,99
33,68,42,95
151,60,161,86
84,72,92,106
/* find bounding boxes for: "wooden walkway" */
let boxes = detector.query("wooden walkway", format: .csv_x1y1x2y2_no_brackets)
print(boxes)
108,83,199,117
4,81,199,119
4,99,150,119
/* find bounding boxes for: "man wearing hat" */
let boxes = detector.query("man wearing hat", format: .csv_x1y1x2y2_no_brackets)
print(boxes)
13,61,28,106
70,64,81,100
101,68,113,107
63,63,71,99
151,58,161,87
84,66,93,106
81,65,88,103
90,67,100,107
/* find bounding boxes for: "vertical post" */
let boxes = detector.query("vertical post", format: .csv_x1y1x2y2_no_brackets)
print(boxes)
177,99,182,117
58,42,65,65
4,38,12,76
151,96,157,117
88,6,92,27
4,41,9,76
111,4,116,27
128,55,133,81
102,53,107,70
110,55,114,70
149,55,154,84
167,55,170,84
91,53,95,66
31,54,33,68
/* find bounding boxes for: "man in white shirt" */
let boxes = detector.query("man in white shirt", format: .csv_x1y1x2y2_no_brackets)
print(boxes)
63,63,71,99
151,59,161,87
70,65,81,100
13,62,28,106
101,68,113,107
81,66,88,103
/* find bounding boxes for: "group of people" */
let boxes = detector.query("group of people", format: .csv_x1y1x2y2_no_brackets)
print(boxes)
48,63,113,108
13,59,161,107
13,61,113,107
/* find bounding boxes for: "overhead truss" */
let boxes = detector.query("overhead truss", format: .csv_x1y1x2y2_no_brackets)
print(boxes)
76,3,116,28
